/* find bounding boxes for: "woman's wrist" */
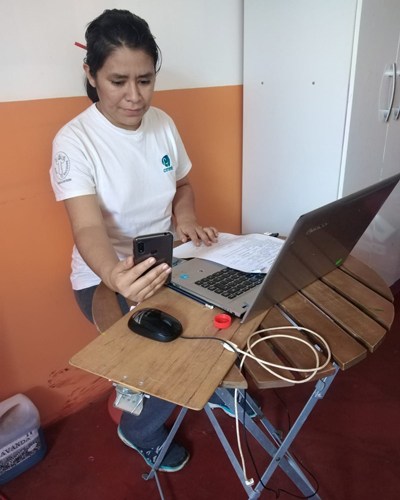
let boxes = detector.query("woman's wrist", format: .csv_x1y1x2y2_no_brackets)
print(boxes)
98,258,120,291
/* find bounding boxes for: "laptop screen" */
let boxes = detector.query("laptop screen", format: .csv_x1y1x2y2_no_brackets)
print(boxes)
242,173,400,322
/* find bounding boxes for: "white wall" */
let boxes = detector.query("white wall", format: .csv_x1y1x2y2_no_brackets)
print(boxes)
0,0,243,102
242,0,400,285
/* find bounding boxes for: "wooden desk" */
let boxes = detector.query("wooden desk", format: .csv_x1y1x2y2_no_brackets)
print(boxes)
70,285,264,409
70,255,395,499
70,255,394,402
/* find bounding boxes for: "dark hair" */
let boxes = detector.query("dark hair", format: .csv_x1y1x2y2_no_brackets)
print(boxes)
84,9,161,102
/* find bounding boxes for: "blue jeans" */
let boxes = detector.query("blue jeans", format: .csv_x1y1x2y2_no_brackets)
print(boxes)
74,285,177,448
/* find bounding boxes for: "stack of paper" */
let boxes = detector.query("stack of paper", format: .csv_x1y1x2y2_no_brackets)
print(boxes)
173,233,284,273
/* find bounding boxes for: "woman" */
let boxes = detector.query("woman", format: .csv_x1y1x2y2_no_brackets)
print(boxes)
50,9,218,472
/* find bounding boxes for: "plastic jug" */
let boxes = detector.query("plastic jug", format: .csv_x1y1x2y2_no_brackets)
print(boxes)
0,393,46,484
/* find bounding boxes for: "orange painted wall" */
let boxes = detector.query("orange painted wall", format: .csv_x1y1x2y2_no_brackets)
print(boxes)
0,85,242,425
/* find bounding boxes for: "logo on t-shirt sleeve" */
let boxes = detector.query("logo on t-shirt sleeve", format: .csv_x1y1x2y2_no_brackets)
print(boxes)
54,152,71,183
161,154,173,173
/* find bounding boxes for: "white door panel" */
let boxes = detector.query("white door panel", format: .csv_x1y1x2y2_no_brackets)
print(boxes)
243,0,357,235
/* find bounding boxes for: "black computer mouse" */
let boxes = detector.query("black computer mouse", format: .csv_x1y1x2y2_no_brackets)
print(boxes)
128,308,183,342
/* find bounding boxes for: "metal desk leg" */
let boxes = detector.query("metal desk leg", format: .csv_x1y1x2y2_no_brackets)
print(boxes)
205,368,339,499
142,406,189,500
206,389,318,499
253,368,339,498
204,404,257,497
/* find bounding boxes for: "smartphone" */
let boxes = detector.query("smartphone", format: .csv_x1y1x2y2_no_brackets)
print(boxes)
132,232,174,284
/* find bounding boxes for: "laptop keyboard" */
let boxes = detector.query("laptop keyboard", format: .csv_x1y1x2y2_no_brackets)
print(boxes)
195,268,265,299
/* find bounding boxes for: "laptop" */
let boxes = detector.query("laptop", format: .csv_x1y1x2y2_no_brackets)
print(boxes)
169,173,400,323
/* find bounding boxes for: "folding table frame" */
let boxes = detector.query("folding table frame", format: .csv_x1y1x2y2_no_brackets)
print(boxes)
143,366,339,500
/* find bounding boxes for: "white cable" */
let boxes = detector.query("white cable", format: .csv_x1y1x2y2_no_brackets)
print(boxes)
223,324,332,487
233,388,254,486
223,325,332,384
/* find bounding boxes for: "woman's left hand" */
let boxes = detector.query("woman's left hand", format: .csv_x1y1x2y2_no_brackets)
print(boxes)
176,222,218,246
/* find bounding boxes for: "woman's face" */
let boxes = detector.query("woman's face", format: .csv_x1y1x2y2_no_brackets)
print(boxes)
84,46,156,130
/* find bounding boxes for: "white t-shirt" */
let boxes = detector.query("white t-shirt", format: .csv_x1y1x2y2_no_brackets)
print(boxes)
50,104,191,290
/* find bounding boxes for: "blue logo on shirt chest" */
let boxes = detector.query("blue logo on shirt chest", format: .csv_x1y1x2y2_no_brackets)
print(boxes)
161,154,173,173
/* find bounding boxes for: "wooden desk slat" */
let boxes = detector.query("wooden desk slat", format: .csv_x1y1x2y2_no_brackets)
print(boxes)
259,307,335,379
244,307,336,388
342,255,394,302
244,336,295,389
245,308,295,387
221,365,248,389
322,268,395,329
302,279,388,352
279,292,367,370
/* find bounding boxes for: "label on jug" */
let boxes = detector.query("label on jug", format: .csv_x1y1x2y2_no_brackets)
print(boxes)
0,429,41,474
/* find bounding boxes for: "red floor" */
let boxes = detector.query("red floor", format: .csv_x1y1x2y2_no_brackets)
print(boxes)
1,291,400,500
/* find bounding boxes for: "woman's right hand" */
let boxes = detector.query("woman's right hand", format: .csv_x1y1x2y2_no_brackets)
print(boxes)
107,255,171,303
64,195,171,303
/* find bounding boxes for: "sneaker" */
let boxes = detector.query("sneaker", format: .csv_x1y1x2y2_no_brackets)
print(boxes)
208,391,257,419
117,425,190,472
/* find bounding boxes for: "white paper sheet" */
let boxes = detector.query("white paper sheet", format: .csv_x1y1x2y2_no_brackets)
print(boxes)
173,232,284,273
